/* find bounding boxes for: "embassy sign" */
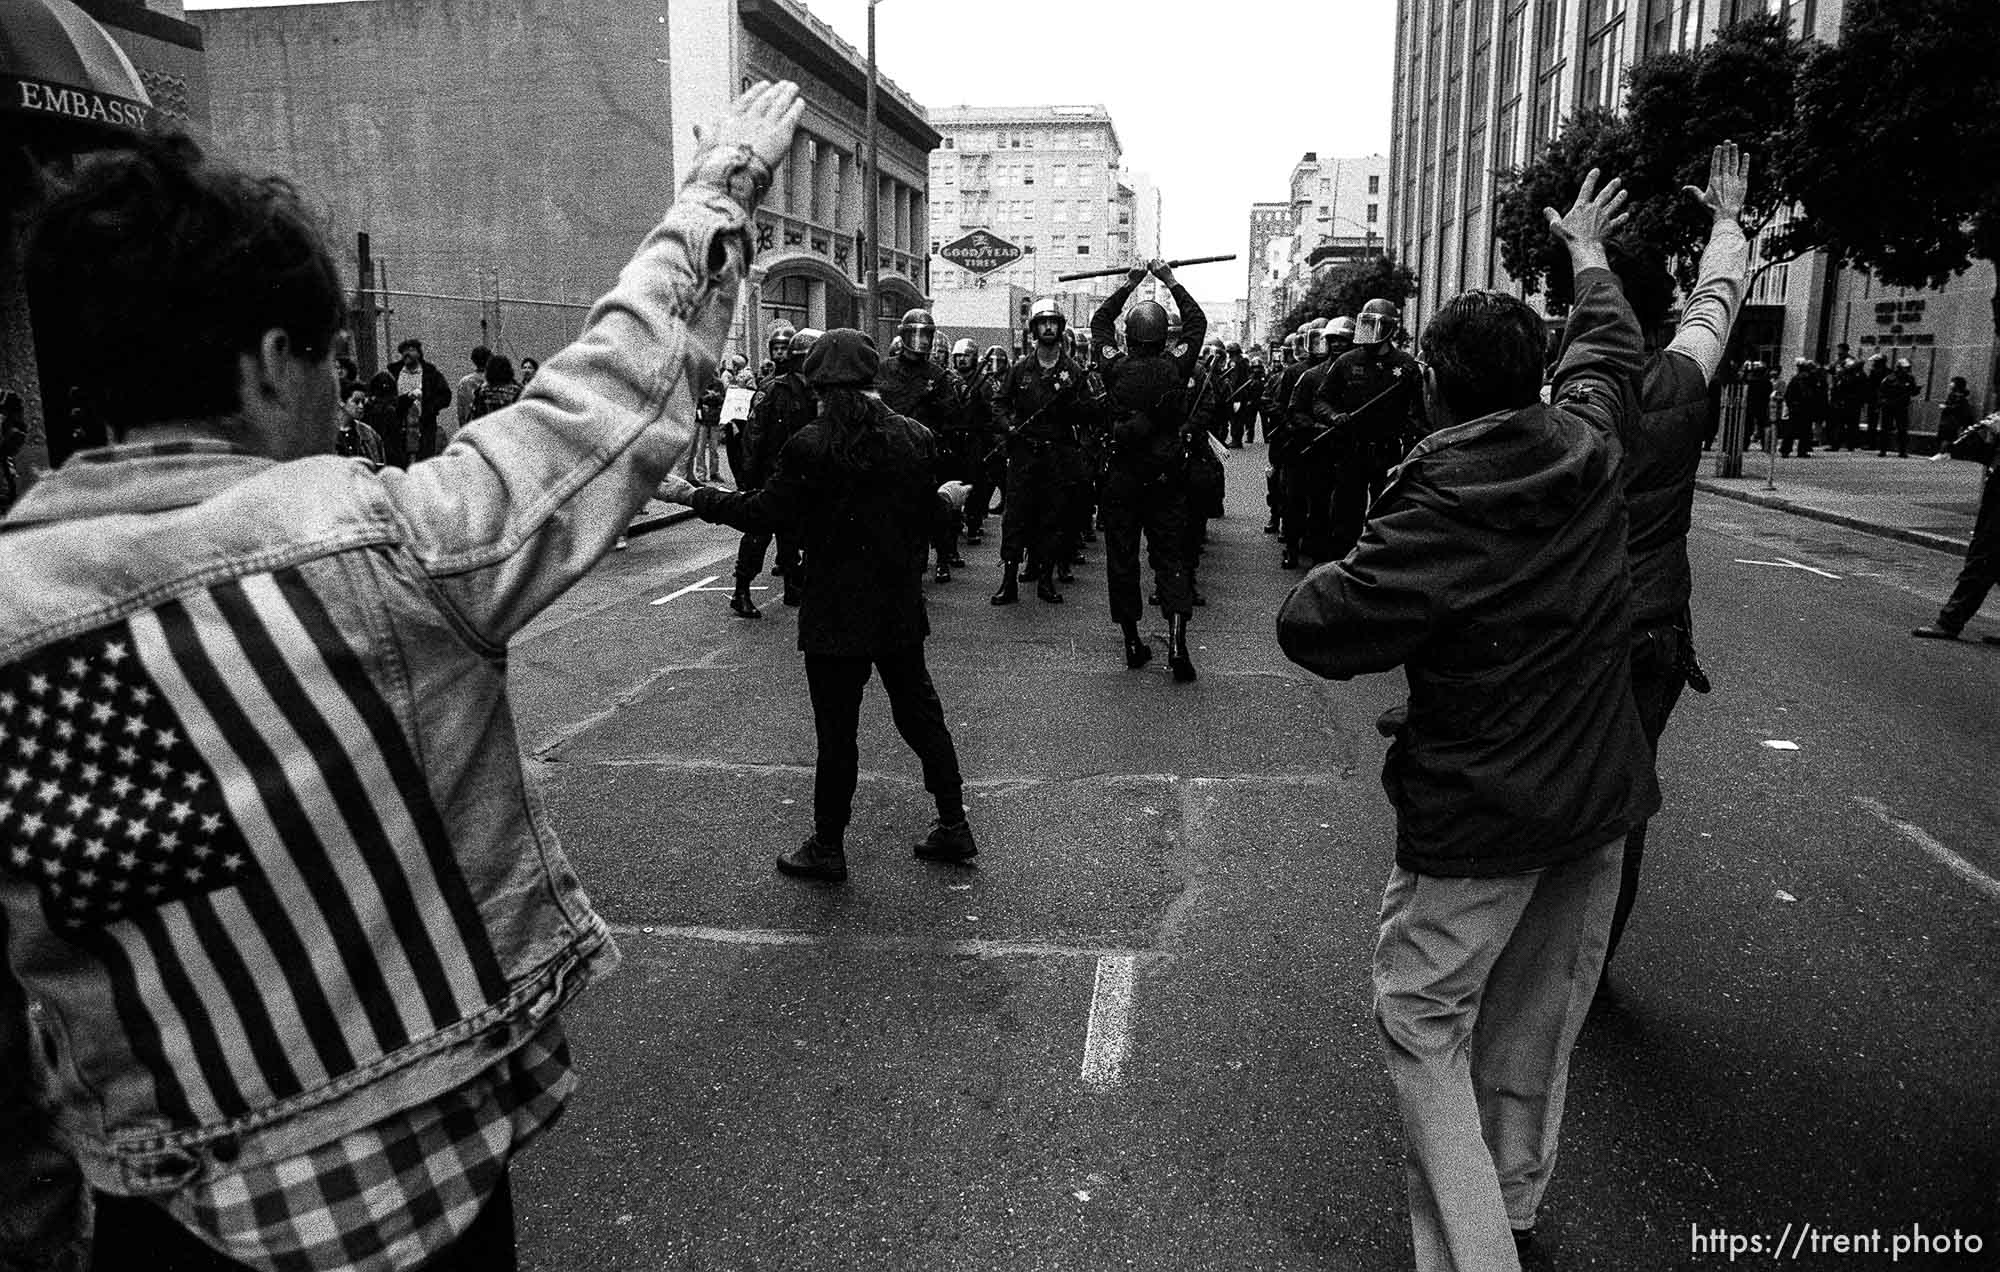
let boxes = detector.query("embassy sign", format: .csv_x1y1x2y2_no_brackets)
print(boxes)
938,229,1024,277
5,76,154,132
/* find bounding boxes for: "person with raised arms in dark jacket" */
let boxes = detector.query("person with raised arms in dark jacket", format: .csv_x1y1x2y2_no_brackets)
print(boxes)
658,329,978,885
1277,170,1655,1272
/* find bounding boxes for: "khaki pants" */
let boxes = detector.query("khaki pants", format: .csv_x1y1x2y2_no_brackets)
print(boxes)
1373,840,1621,1272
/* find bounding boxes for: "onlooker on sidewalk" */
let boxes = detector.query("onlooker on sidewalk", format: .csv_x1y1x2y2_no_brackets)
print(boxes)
1864,352,1888,444
336,382,387,466
1939,376,1975,448
1829,354,1868,450
453,344,492,434
1781,357,1823,457
0,81,803,1270
1877,358,1918,456
1743,360,1772,448
1913,411,2000,644
518,356,540,388
1277,171,1657,1272
362,368,409,468
469,353,523,421
392,338,454,462
657,328,980,884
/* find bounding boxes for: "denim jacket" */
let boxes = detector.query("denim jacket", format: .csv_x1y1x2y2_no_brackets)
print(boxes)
0,161,758,1217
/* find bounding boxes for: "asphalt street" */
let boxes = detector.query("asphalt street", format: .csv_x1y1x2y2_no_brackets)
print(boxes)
503,447,1999,1271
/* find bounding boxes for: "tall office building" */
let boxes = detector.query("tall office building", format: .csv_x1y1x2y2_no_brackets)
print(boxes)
927,104,1140,322
1388,0,1992,409
1244,153,1388,349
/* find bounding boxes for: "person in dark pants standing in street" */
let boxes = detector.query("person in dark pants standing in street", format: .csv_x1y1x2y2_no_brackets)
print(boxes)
1828,354,1867,450
732,326,819,616
876,309,966,582
1090,259,1205,680
1913,410,2000,644
991,299,1092,606
660,329,978,882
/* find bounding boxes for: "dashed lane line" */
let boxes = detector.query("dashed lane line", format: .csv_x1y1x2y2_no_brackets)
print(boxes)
1855,797,2000,905
1080,954,1138,1094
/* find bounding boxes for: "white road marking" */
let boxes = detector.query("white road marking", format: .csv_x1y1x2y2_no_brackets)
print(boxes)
1733,557,1843,580
1855,797,2000,905
1080,953,1138,1093
652,574,720,605
1762,740,1801,751
609,922,1155,962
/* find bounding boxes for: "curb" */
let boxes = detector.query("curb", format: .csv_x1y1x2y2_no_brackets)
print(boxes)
1693,479,1969,557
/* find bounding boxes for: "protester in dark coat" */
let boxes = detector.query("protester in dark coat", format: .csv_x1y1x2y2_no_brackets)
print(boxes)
1277,172,1656,1272
659,329,978,884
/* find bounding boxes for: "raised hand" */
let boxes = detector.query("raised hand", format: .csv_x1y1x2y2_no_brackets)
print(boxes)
1127,266,1148,287
692,80,805,172
1542,168,1631,249
1148,258,1178,287
1684,139,1749,223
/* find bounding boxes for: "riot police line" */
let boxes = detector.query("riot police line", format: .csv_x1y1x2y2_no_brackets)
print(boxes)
718,260,1301,683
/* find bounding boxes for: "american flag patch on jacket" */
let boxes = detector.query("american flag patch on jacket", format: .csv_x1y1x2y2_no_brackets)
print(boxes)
0,567,506,1126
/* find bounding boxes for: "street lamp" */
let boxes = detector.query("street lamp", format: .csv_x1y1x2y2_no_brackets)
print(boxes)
863,0,882,346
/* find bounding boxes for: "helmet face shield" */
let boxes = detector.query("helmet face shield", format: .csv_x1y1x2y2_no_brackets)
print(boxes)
1353,311,1393,345
897,308,936,358
768,324,797,362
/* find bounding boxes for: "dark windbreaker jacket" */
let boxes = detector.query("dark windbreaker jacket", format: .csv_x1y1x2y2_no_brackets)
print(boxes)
1276,268,1661,877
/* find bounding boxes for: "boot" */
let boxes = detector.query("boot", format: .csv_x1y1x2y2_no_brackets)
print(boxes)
1037,573,1064,604
1057,562,1077,584
1168,615,1197,683
949,549,967,568
913,817,978,863
729,579,761,619
1263,516,1280,535
1122,620,1153,669
775,834,847,882
1280,546,1300,570
1021,558,1045,582
990,561,1020,605
964,525,984,545
934,560,952,583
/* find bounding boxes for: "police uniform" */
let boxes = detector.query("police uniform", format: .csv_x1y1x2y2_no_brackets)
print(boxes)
1282,334,1347,563
1091,277,1204,678
993,345,1092,598
876,351,967,575
739,362,815,599
1313,339,1424,559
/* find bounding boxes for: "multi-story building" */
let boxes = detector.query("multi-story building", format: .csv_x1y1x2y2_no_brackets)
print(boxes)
1389,0,1993,415
1244,152,1389,350
1246,201,1292,348
195,0,936,369
927,104,1138,320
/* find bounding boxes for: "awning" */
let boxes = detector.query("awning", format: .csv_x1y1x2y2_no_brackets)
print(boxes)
1,0,154,132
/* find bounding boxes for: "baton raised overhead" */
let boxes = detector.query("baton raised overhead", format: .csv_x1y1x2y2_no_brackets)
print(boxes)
1055,253,1238,283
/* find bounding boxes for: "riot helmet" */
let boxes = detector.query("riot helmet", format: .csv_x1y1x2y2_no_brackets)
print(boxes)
981,345,1010,377
1353,298,1401,346
767,322,797,365
788,327,823,360
1226,341,1243,357
1302,318,1330,359
1028,297,1066,347
1125,299,1169,349
1325,315,1357,356
951,337,978,374
897,308,937,359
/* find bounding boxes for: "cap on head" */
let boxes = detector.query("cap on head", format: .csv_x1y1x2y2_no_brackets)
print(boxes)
801,328,878,387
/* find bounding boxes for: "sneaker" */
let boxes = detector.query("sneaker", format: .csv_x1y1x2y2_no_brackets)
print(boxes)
776,835,847,882
914,818,978,863
1912,624,1961,641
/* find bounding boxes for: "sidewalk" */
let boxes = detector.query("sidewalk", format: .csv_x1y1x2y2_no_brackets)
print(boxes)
1694,447,1986,555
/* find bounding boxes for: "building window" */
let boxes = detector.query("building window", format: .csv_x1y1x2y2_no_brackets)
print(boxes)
1053,163,1068,187
1080,200,1094,222
1369,174,1381,194
1076,241,1091,256
1367,203,1379,223
1055,202,1069,222
1024,165,1036,184
943,137,954,149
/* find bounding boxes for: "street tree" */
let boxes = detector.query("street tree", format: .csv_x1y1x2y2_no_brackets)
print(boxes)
1278,252,1418,336
1767,0,2000,390
1494,15,1805,310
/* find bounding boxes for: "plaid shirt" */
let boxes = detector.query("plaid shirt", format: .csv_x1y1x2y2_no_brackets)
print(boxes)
153,1022,573,1271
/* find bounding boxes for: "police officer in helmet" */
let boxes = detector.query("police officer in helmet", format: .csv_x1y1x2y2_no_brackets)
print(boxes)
991,298,1092,605
1090,259,1206,681
733,325,819,616
1313,297,1425,559
875,307,967,581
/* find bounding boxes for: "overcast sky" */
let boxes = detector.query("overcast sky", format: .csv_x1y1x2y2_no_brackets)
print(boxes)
182,0,1397,312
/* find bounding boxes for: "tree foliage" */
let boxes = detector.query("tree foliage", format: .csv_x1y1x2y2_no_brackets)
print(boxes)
1767,0,2000,296
1494,15,1805,309
1278,252,1419,336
